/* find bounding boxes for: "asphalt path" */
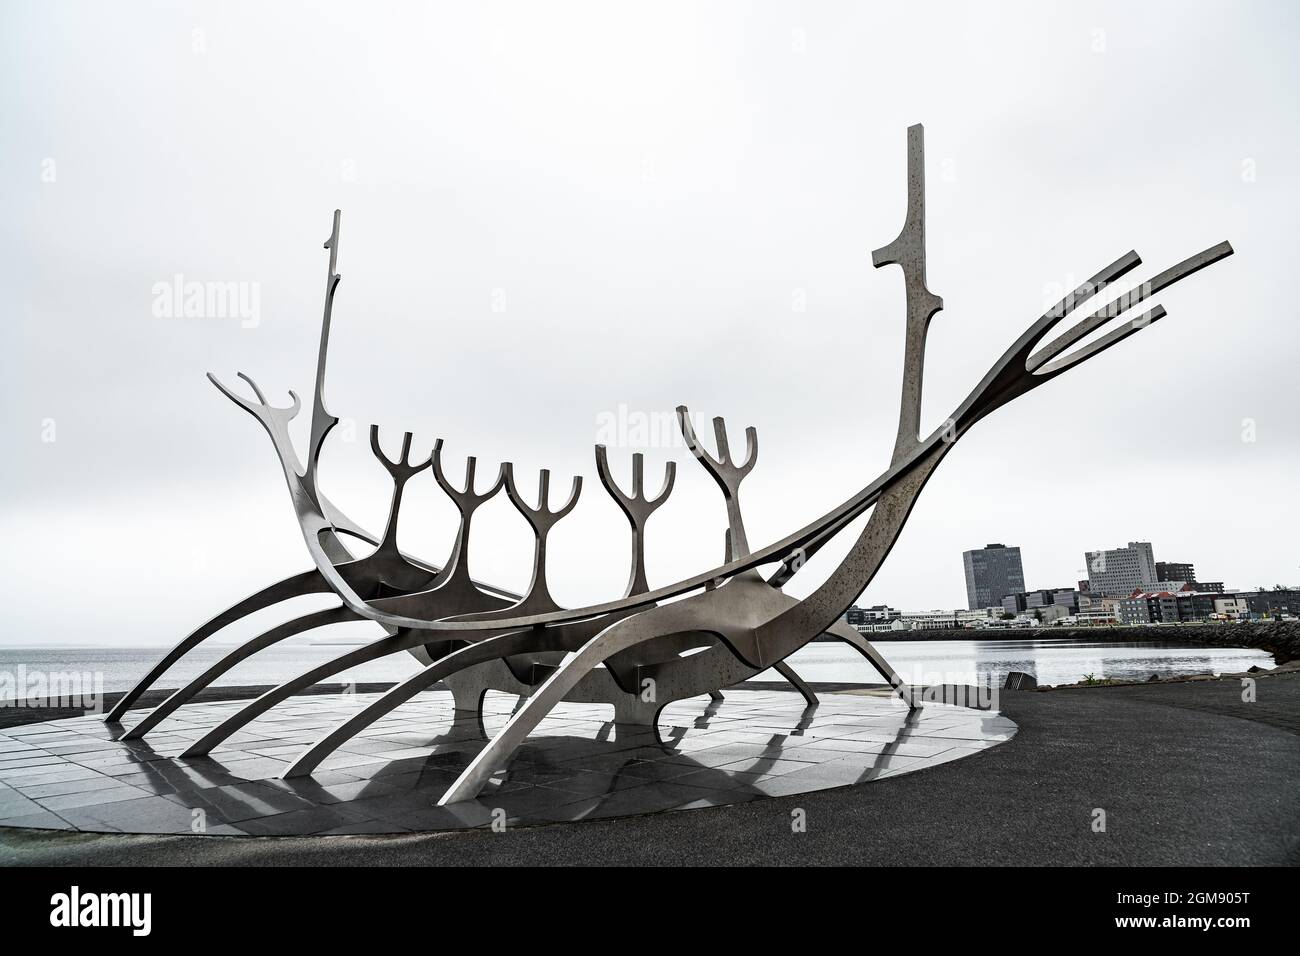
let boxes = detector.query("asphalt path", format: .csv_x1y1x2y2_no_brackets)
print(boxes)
2,674,1297,866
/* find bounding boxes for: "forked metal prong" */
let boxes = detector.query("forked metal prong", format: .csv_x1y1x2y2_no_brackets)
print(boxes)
1036,305,1167,376
1027,242,1233,373
432,439,508,506
236,371,269,405
208,372,301,422
504,464,582,530
595,445,677,597
676,405,757,556
369,426,432,478
595,445,675,512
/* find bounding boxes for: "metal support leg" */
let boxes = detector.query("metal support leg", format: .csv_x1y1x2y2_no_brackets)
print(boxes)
122,605,357,740
830,622,917,710
104,569,328,723
181,627,430,757
281,629,561,778
774,660,818,709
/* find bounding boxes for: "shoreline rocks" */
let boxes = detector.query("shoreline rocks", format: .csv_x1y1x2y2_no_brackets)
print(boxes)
872,621,1300,665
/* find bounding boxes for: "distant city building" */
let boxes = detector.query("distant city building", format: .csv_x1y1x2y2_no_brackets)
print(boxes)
1001,588,1080,616
1119,591,1180,624
856,620,907,634
1077,594,1120,625
1175,592,1220,622
962,543,1025,611
1077,579,1090,593
1152,560,1222,593
1142,580,1194,594
1119,589,1222,624
1028,588,1081,612
844,604,901,626
1085,541,1157,597
897,608,992,631
1214,596,1250,619
1156,561,1195,583
1035,604,1074,625
863,604,902,622
1241,589,1300,618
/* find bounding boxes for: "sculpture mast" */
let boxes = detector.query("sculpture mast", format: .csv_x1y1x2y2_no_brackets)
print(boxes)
304,209,343,502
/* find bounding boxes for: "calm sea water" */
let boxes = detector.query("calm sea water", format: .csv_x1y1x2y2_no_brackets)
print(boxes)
0,637,1274,700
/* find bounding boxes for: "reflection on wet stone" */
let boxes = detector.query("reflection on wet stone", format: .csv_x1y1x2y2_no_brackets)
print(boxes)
0,688,1015,835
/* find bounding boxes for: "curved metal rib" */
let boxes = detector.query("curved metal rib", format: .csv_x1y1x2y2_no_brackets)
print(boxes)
439,614,673,804
170,439,510,751
205,139,1231,642
180,626,433,758
439,444,947,804
281,628,567,778
104,569,328,722
122,606,358,740
259,233,1230,636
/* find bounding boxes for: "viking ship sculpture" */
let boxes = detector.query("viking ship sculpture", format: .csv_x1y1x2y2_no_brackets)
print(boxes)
110,126,1233,805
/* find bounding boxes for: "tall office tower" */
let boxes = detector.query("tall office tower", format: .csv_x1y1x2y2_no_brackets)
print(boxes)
1085,541,1158,597
962,543,1026,610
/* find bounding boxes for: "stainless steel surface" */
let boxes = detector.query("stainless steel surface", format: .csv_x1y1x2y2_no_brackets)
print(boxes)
121,125,1233,806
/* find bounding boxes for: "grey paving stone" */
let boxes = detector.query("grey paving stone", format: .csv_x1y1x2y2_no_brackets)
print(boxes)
37,785,151,811
0,689,1012,836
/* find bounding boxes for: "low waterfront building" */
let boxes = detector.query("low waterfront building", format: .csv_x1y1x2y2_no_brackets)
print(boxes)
1001,588,1080,615
896,608,993,631
1241,588,1300,618
844,604,902,627
1119,591,1181,624
1175,592,1220,622
1077,595,1120,625
1214,596,1250,619
1034,604,1075,625
1000,592,1027,614
856,620,908,634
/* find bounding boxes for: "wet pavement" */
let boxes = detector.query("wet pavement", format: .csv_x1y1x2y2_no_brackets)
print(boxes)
0,688,1013,835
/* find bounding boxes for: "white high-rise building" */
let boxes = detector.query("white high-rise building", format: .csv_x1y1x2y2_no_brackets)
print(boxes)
1085,541,1157,597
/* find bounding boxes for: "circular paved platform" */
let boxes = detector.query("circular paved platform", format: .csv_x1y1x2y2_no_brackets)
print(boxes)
0,688,1015,835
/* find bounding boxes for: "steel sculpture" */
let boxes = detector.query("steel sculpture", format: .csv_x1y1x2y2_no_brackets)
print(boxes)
113,126,1233,805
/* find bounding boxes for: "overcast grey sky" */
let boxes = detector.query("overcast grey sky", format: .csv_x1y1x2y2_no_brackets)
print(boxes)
1,0,1296,646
